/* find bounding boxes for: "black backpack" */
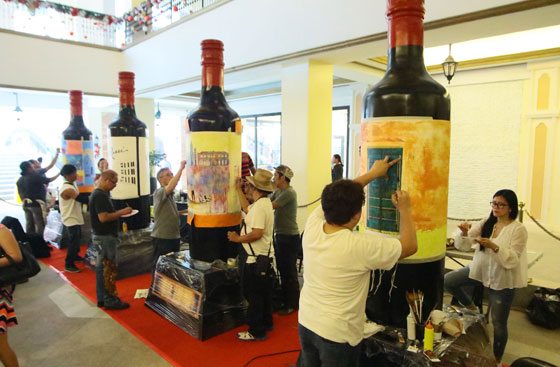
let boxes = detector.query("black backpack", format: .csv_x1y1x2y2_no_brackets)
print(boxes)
26,234,51,258
526,287,560,329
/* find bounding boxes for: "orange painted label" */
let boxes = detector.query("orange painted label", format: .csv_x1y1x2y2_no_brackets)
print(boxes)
361,117,450,262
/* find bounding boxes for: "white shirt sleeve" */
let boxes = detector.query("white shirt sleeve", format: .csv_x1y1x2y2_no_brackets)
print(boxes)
454,219,484,252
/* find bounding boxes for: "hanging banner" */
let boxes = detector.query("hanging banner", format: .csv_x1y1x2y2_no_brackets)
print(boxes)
61,139,95,193
361,117,450,262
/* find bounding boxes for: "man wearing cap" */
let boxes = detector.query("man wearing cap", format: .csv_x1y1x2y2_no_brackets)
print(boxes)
59,164,84,273
271,164,300,315
16,161,50,236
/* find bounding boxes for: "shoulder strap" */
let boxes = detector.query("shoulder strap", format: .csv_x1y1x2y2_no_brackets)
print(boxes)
241,219,271,258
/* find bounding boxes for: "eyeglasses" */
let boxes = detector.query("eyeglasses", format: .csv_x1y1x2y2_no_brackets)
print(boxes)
490,201,508,209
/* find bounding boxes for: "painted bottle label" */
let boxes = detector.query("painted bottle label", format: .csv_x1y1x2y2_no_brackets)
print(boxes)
61,139,95,193
185,131,241,227
361,117,450,262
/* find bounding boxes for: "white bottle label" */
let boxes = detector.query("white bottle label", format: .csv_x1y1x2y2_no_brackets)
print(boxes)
109,136,150,199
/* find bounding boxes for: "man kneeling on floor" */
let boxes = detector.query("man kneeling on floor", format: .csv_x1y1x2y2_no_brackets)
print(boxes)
298,156,417,367
89,170,133,310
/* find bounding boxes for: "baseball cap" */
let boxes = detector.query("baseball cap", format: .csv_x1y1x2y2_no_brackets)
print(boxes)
274,165,294,180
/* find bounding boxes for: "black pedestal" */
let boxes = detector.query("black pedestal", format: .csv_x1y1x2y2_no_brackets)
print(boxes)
145,252,247,340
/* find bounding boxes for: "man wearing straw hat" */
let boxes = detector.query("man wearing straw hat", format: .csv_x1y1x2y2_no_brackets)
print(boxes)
298,156,417,366
228,169,275,341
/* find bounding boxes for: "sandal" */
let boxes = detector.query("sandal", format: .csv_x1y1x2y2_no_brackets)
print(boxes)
237,331,266,341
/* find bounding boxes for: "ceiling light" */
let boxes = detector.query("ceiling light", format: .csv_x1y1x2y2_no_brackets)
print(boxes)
13,92,23,113
441,44,458,84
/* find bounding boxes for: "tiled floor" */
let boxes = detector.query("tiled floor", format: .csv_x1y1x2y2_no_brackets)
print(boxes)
10,263,171,367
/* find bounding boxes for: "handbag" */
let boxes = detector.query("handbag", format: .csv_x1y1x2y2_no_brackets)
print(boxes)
0,242,41,287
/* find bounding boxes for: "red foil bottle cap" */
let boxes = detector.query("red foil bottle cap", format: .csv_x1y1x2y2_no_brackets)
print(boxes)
201,39,224,88
69,90,83,116
118,71,135,106
387,0,424,48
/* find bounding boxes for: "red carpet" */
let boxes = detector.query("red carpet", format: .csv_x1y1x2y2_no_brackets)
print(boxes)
40,246,301,367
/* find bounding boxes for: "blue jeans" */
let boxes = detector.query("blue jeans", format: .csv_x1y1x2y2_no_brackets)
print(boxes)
64,225,82,268
444,267,515,361
298,324,362,367
93,235,118,304
274,234,301,309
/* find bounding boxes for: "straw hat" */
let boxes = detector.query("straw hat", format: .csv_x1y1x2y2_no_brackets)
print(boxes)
246,169,274,193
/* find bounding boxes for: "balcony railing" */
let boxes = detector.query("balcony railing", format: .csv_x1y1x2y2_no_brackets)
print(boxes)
0,0,124,48
124,0,223,45
0,0,225,49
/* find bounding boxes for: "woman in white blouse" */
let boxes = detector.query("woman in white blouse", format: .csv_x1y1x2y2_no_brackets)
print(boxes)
444,189,528,367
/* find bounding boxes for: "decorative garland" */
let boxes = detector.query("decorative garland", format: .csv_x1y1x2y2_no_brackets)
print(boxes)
3,0,195,35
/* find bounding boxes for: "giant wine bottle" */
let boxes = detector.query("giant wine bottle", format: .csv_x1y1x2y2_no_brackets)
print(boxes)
186,39,242,262
108,72,151,230
61,90,95,202
363,0,451,328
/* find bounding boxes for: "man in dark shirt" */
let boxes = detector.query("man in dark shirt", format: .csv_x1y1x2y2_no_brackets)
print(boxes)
89,170,132,310
30,148,60,182
17,161,49,235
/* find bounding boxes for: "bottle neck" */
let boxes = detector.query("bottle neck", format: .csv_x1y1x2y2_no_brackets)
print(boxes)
120,92,134,107
388,12,423,49
386,1,425,71
387,45,426,72
69,115,86,127
119,104,137,117
201,64,224,91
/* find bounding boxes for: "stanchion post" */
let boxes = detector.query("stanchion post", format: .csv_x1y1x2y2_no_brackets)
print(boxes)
519,201,525,223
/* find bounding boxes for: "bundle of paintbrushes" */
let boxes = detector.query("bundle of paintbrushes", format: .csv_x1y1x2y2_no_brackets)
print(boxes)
406,289,425,324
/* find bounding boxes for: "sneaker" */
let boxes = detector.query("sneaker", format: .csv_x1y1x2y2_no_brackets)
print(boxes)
237,331,266,341
104,299,130,310
64,265,80,273
278,307,295,316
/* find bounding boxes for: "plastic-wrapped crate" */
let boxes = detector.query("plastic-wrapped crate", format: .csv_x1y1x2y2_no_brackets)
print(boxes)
84,227,155,279
145,251,247,340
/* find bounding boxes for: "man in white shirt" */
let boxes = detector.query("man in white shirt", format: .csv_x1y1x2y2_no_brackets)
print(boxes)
59,164,84,273
298,156,417,367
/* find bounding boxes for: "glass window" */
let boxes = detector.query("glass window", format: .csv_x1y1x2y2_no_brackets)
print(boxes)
332,107,350,178
256,115,281,170
241,117,256,161
0,107,68,200
241,114,281,171
153,110,185,173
